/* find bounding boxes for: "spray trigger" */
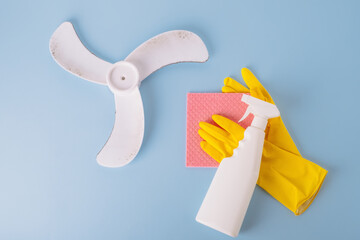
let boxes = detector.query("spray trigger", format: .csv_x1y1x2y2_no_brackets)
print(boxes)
238,106,252,123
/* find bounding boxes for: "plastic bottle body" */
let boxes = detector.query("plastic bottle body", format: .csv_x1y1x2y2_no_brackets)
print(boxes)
196,127,265,237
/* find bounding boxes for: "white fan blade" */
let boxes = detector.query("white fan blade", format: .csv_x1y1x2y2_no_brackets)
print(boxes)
125,30,209,81
96,87,144,167
49,22,112,85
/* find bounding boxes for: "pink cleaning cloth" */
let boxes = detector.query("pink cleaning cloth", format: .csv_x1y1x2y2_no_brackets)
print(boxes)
186,93,253,167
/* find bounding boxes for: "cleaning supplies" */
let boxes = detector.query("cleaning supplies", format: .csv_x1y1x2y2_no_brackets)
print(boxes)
222,68,300,157
205,68,327,215
199,115,328,216
198,114,248,163
186,93,251,167
196,95,280,237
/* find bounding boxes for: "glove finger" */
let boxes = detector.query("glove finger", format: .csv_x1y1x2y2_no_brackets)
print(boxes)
212,115,245,142
199,121,238,148
241,68,274,103
224,77,250,93
198,129,234,157
200,141,225,163
241,68,264,90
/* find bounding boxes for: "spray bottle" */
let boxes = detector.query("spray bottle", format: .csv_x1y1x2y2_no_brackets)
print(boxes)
196,94,280,237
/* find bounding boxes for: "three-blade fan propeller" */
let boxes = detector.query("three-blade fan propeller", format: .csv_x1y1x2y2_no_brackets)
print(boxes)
49,22,208,167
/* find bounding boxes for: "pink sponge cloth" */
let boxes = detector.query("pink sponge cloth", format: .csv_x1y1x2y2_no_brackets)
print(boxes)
186,93,252,167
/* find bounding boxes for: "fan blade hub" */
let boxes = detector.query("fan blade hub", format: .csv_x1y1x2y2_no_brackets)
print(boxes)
106,61,140,95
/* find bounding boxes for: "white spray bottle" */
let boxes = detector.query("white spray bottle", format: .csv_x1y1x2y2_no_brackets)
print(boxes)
196,94,280,237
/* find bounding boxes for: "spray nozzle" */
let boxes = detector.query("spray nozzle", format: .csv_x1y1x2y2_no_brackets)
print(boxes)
239,95,280,130
238,104,252,122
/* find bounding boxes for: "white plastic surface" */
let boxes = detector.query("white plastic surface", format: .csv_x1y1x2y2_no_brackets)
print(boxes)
196,128,265,237
239,95,280,130
49,22,209,167
125,30,209,82
196,95,280,237
49,22,112,85
96,61,143,168
97,88,144,168
106,61,140,95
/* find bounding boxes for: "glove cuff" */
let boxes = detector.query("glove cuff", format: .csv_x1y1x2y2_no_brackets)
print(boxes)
258,141,328,215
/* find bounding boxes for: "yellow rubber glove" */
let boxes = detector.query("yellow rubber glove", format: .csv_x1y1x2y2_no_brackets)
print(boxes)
199,68,328,215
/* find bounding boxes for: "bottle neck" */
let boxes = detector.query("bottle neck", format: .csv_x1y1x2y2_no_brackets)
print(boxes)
251,116,268,131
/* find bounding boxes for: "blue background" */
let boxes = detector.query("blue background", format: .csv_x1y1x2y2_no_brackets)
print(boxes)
1,0,359,239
